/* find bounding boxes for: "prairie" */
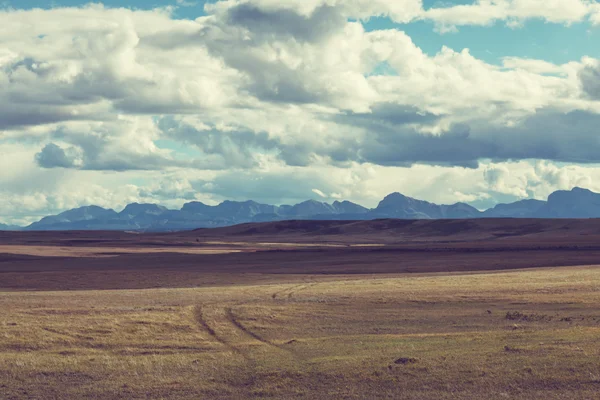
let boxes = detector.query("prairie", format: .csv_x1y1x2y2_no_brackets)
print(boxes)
2,266,600,399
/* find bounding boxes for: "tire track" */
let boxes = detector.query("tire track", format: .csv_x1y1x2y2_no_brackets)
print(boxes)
192,306,258,391
224,306,309,367
225,307,292,354
41,327,94,342
194,304,297,360
287,282,317,299
271,284,305,299
193,306,245,357
271,282,318,300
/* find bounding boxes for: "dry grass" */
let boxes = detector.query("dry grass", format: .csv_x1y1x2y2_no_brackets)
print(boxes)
2,266,600,399
0,245,243,257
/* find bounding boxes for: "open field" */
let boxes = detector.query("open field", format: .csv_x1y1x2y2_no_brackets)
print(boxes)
2,267,600,399
3,219,600,398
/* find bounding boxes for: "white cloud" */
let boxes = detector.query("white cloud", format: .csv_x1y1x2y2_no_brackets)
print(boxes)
312,188,327,198
422,0,597,31
1,2,600,222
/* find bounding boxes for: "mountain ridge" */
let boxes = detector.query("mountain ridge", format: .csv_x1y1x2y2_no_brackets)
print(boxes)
3,187,600,232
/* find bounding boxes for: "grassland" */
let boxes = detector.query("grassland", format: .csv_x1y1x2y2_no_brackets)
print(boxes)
2,266,600,399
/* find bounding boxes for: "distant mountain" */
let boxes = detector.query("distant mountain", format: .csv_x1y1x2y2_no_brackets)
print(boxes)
371,193,480,219
439,202,482,219
535,187,600,218
284,200,338,217
116,203,169,229
483,199,546,218
119,203,167,219
26,206,118,231
181,201,215,215
332,200,369,215
0,223,22,231
215,200,278,220
19,187,600,232
371,193,437,219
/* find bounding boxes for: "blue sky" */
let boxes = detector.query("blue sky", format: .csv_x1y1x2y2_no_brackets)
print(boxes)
1,0,209,16
369,18,600,65
2,0,600,224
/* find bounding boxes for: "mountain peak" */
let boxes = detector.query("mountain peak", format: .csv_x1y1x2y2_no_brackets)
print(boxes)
301,199,326,205
332,200,368,214
377,192,419,208
382,192,409,201
572,186,591,192
19,186,600,232
120,203,167,216
59,205,116,218
0,222,22,231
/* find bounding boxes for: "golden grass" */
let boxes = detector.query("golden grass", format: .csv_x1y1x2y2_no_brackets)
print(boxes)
0,245,243,257
2,266,600,399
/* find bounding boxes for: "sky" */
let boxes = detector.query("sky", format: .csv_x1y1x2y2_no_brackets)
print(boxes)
2,0,600,225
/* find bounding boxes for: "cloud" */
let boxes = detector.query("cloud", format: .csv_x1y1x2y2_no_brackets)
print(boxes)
0,5,243,128
502,57,567,75
225,3,346,43
140,176,198,201
347,110,600,167
312,188,327,198
158,116,281,168
35,143,82,168
2,4,598,173
580,58,600,99
205,0,424,24
192,167,338,205
422,0,596,32
206,0,599,28
3,2,600,223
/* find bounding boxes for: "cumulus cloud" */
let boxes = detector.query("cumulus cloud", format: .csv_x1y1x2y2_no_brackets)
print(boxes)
3,1,600,222
2,3,599,172
579,58,600,99
33,117,194,171
35,143,83,168
422,0,596,32
224,3,346,43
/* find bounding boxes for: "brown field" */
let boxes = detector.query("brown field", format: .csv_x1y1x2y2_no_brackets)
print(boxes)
2,219,600,399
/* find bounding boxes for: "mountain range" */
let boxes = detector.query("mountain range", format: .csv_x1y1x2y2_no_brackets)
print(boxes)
3,187,600,232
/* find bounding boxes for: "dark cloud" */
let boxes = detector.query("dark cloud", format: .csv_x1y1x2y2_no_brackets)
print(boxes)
346,103,443,126
0,105,92,129
327,108,600,168
0,57,123,129
158,117,276,168
35,143,79,168
479,110,600,163
327,105,485,168
158,117,316,167
248,75,325,105
36,107,600,173
580,63,600,99
141,6,345,106
158,107,600,170
226,4,345,43
359,124,486,168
